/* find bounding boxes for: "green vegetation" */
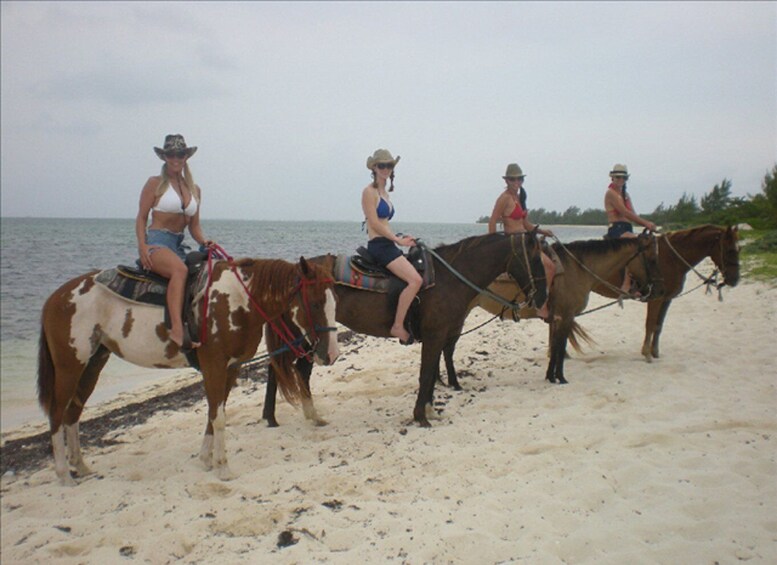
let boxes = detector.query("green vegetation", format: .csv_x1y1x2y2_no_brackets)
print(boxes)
477,163,777,282
739,229,777,283
477,163,777,230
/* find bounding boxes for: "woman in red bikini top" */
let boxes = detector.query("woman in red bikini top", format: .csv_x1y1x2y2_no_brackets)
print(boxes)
487,163,555,319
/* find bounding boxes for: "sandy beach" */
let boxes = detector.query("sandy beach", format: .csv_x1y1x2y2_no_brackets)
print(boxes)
1,275,775,564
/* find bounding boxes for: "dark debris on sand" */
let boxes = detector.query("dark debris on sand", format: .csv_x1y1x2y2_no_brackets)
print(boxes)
0,330,359,477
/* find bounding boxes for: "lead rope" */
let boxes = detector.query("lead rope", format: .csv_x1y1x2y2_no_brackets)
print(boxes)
199,244,316,359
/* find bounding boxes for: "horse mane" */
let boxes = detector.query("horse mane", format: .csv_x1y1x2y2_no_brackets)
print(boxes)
666,224,720,244
433,233,508,262
552,237,637,260
228,258,300,301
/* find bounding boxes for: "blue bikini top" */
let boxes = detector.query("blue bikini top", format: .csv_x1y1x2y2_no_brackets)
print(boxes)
376,197,395,220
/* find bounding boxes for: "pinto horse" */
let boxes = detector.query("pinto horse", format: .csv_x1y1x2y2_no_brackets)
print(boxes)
263,232,548,428
468,232,664,384
38,256,339,485
592,224,740,361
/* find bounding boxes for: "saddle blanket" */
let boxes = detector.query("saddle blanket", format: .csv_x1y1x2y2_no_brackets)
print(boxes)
95,267,169,306
333,253,435,293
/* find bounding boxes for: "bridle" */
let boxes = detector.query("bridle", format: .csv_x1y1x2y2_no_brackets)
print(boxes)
199,244,335,360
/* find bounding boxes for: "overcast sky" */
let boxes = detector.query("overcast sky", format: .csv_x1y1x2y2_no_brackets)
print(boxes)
1,1,775,223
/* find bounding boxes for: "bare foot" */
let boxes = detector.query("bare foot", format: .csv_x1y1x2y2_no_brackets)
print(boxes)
536,305,549,320
390,325,412,344
171,329,200,350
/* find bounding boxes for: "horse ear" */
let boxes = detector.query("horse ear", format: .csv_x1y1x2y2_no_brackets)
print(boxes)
299,256,311,277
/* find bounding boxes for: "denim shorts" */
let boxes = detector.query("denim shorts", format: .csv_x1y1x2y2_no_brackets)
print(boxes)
605,221,633,239
146,229,190,261
367,237,403,267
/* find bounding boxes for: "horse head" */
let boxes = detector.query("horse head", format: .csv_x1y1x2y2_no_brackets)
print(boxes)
290,256,339,366
505,229,548,309
632,231,665,299
715,225,741,287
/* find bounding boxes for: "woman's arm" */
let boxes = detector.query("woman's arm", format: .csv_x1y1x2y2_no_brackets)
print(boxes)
487,194,507,234
136,177,159,269
608,192,656,230
187,186,212,247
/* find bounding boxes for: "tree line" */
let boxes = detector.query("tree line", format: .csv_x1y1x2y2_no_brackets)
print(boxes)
477,164,777,229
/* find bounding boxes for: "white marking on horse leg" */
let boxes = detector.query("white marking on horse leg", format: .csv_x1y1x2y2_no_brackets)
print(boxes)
211,404,234,481
301,397,328,426
52,428,76,486
199,433,214,470
425,403,440,421
65,422,93,477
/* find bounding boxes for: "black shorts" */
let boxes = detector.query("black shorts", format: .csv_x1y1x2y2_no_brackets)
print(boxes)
605,221,633,239
367,237,403,267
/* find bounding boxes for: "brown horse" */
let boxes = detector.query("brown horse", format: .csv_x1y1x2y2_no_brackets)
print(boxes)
263,232,548,427
38,256,339,485
468,232,664,385
592,224,740,361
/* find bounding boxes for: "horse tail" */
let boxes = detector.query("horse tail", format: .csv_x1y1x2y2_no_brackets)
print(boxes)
37,324,55,416
568,320,595,354
264,323,307,407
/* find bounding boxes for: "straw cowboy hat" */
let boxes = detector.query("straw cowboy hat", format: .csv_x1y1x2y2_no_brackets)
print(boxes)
154,134,198,160
609,164,629,179
503,163,525,180
366,148,400,170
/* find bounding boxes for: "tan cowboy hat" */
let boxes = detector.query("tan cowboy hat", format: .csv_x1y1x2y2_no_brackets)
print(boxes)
366,148,400,170
154,134,198,160
609,164,629,179
502,163,525,179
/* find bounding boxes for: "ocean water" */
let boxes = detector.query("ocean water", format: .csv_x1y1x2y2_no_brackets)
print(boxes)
0,218,605,431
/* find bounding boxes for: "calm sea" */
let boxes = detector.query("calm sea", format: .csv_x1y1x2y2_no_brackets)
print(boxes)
0,218,605,431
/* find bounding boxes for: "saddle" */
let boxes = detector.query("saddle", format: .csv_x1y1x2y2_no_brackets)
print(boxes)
94,251,209,369
333,246,435,343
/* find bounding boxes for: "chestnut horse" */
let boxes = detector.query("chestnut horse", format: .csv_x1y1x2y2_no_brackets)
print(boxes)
38,256,339,485
467,232,664,384
592,224,740,361
263,232,548,427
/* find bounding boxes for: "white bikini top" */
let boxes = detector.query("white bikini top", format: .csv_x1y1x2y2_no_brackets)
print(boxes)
153,185,198,217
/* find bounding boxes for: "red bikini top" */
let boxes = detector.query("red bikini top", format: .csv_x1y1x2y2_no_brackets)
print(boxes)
507,201,527,220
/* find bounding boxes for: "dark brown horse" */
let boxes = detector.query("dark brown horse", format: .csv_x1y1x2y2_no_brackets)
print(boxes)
468,232,664,384
592,224,740,361
263,232,548,427
38,257,338,485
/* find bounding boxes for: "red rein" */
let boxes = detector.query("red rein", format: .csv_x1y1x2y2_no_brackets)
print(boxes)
199,244,330,360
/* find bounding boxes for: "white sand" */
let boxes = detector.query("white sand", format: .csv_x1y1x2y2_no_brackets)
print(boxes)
2,276,776,564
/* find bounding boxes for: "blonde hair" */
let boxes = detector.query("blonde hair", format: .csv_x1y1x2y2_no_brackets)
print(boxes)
155,162,201,201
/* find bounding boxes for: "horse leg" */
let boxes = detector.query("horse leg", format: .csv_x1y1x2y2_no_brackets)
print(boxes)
297,356,327,426
546,319,570,384
263,364,280,428
48,356,89,486
650,299,673,359
201,365,238,480
63,346,111,478
442,340,462,390
642,301,659,362
414,345,443,427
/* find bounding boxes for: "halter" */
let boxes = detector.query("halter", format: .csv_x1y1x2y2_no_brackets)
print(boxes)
199,244,335,360
660,230,734,301
418,233,541,313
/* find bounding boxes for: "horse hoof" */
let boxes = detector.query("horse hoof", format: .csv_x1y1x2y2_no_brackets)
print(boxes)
312,418,329,427
265,419,280,428
58,472,78,487
216,466,236,481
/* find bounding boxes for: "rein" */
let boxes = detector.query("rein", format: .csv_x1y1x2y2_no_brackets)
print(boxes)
199,244,333,360
417,234,538,313
660,232,726,301
549,234,653,301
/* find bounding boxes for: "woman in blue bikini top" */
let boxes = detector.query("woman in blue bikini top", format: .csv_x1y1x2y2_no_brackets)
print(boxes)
360,148,422,345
